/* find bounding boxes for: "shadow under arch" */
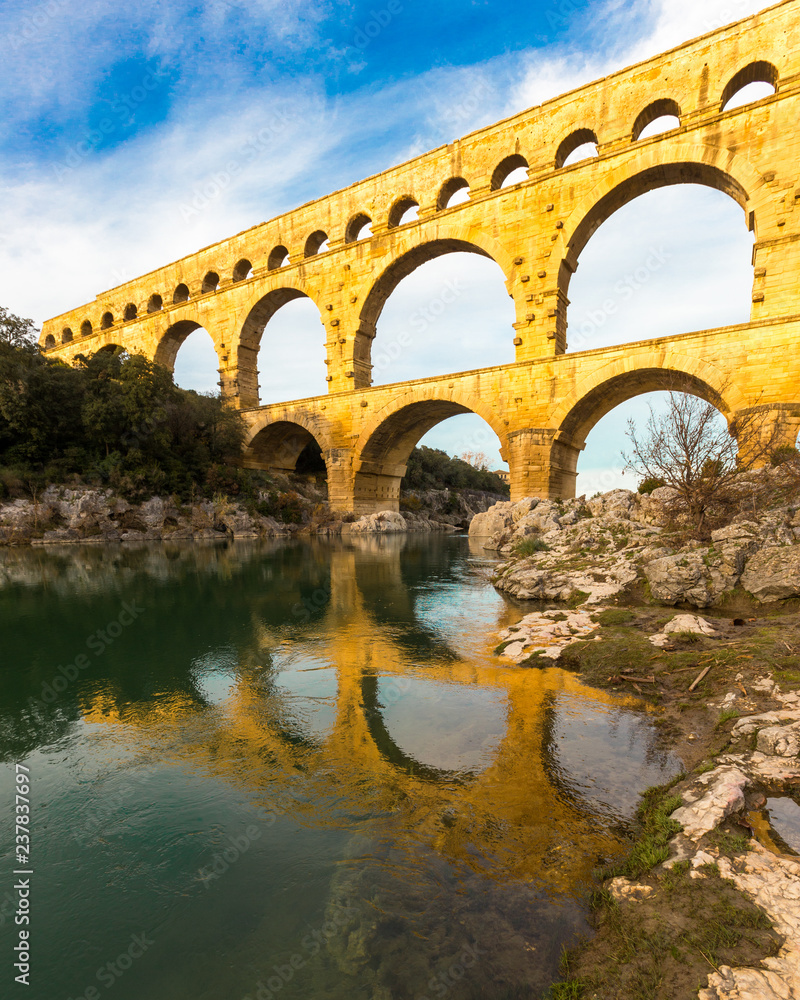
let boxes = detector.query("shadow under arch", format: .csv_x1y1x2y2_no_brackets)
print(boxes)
242,415,331,474
353,392,507,514
547,358,741,497
355,232,513,385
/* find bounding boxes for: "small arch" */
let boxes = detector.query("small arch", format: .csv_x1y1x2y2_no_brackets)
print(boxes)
61,327,73,343
721,61,778,111
491,154,529,191
100,312,113,330
233,259,253,282
44,334,56,350
173,283,190,304
243,420,328,475
304,231,330,257
202,271,220,294
437,177,470,210
147,293,163,313
632,99,681,141
345,213,373,244
80,319,93,337
268,245,290,270
123,303,137,321
388,198,420,228
556,129,599,169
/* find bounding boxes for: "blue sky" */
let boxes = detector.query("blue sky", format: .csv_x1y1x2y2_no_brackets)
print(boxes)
1,0,771,491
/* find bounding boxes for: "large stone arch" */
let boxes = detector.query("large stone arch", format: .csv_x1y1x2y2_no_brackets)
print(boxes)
153,316,223,374
551,144,772,352
234,279,326,408
241,408,335,474
352,386,508,514
543,350,747,497
352,225,518,387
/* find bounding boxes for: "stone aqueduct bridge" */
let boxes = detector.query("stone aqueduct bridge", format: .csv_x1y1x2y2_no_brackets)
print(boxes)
42,1,800,513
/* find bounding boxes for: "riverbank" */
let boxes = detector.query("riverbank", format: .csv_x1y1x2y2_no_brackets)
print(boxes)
470,480,800,999
0,478,506,545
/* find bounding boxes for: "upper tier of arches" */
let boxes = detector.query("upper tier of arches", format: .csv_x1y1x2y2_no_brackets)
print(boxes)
43,55,783,349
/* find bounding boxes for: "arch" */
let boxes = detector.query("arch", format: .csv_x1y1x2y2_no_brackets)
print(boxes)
555,129,598,169
561,156,753,284
304,230,329,257
233,259,253,283
491,153,529,191
80,319,93,337
61,327,73,344
147,293,163,313
552,352,747,447
154,318,219,372
201,271,220,294
239,286,318,355
100,312,113,330
388,197,419,229
44,334,55,350
345,213,372,244
357,231,510,348
267,245,290,270
437,177,470,210
547,354,747,498
352,390,507,513
173,283,190,304
632,99,681,141
123,303,137,321
94,343,126,356
242,414,331,473
721,61,778,111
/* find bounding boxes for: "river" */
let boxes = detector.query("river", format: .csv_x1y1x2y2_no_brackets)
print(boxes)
0,534,681,999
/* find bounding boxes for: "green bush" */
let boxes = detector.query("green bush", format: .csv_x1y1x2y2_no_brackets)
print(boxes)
638,477,666,494
514,536,550,557
770,445,799,467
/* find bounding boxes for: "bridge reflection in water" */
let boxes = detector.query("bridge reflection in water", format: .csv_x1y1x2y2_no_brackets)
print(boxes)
2,536,679,999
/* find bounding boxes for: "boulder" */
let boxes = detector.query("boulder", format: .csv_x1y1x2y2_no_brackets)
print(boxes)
742,546,800,602
468,501,515,538
347,511,408,534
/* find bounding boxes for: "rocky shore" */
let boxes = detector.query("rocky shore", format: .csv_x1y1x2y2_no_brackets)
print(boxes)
0,481,506,545
469,482,800,1000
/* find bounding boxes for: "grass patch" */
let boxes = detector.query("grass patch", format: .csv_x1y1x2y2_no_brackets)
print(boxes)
513,536,551,557
599,782,684,881
493,639,516,655
717,707,741,727
709,827,751,856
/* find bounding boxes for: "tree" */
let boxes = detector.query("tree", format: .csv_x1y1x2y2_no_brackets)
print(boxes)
0,307,38,348
623,391,784,536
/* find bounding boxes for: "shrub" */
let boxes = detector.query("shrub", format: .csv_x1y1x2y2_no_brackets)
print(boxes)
514,536,551,557
638,476,666,494
771,445,799,467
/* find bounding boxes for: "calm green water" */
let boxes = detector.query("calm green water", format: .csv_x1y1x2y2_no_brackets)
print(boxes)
0,535,680,1000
